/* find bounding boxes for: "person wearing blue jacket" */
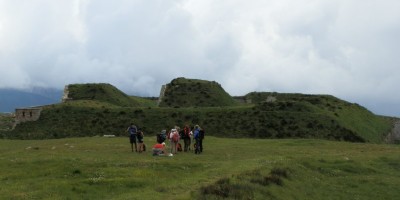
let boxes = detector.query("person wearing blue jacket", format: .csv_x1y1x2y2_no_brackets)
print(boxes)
193,125,201,154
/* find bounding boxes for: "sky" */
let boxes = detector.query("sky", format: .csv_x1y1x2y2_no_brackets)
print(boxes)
0,0,399,117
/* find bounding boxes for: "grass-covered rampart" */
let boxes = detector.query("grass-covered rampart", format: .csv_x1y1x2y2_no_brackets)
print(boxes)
3,99,391,143
67,83,142,107
1,79,393,143
159,77,238,107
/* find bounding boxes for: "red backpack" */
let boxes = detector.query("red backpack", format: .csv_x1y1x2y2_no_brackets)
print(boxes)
177,143,182,152
172,131,179,142
183,126,190,138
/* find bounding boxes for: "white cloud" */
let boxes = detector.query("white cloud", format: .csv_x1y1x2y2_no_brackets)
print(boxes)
0,0,399,116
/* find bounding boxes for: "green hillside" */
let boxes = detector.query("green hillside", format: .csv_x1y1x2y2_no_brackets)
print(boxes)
159,77,238,107
67,83,142,107
0,113,13,131
0,79,394,143
245,92,392,143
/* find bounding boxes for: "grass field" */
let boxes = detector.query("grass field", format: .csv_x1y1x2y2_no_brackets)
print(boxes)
1,137,399,199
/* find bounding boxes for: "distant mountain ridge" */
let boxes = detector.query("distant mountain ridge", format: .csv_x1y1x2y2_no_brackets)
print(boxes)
0,88,63,112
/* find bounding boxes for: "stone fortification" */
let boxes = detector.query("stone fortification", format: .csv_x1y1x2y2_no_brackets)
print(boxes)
13,107,42,129
62,85,72,102
157,85,167,106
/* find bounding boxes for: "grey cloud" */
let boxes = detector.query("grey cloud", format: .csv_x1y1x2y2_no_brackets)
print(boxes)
0,0,399,116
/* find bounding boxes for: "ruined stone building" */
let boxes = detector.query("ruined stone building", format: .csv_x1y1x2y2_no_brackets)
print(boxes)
14,107,42,124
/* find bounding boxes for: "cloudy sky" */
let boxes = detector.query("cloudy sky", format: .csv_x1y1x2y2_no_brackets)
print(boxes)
0,0,399,116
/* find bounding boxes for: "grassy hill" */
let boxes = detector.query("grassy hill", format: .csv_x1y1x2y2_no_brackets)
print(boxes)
245,92,392,143
0,79,394,143
67,83,143,107
159,77,238,107
0,137,399,199
0,113,13,131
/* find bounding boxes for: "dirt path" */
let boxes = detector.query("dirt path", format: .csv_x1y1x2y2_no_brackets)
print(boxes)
385,120,400,144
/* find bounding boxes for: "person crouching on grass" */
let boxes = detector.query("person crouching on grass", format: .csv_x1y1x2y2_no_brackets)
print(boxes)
152,143,165,156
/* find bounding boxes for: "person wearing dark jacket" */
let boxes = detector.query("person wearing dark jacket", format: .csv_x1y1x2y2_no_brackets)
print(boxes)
199,128,205,153
182,125,191,152
126,123,138,152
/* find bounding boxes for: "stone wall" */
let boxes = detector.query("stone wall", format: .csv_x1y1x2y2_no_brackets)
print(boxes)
157,85,167,106
14,107,42,128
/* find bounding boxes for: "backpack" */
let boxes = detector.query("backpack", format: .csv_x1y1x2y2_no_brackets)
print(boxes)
199,129,205,139
156,134,163,144
137,131,144,139
177,143,182,152
172,132,179,143
142,143,146,151
157,132,167,143
183,126,190,139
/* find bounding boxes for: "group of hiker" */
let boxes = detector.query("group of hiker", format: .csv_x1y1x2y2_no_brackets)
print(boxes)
126,123,205,156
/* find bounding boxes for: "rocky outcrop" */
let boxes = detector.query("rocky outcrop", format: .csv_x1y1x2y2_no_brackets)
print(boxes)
386,120,400,144
157,85,167,106
62,85,72,102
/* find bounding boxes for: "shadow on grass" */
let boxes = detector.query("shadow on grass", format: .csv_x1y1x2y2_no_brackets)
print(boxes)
196,167,290,199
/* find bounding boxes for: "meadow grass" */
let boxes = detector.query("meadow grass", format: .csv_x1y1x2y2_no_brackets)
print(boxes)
1,137,399,199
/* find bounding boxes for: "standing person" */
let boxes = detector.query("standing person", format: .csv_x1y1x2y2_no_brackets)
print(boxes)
183,125,191,152
126,123,138,152
137,128,144,153
169,128,179,154
193,125,201,154
199,128,205,153
189,130,193,151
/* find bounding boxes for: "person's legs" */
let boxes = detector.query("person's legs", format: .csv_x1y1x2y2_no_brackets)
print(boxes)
195,139,200,154
199,139,203,153
130,135,136,152
134,143,138,152
131,134,138,152
152,148,162,156
138,137,143,152
184,138,188,152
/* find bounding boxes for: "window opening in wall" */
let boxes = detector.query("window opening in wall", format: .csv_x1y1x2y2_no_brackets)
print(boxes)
22,112,25,117
30,112,33,117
